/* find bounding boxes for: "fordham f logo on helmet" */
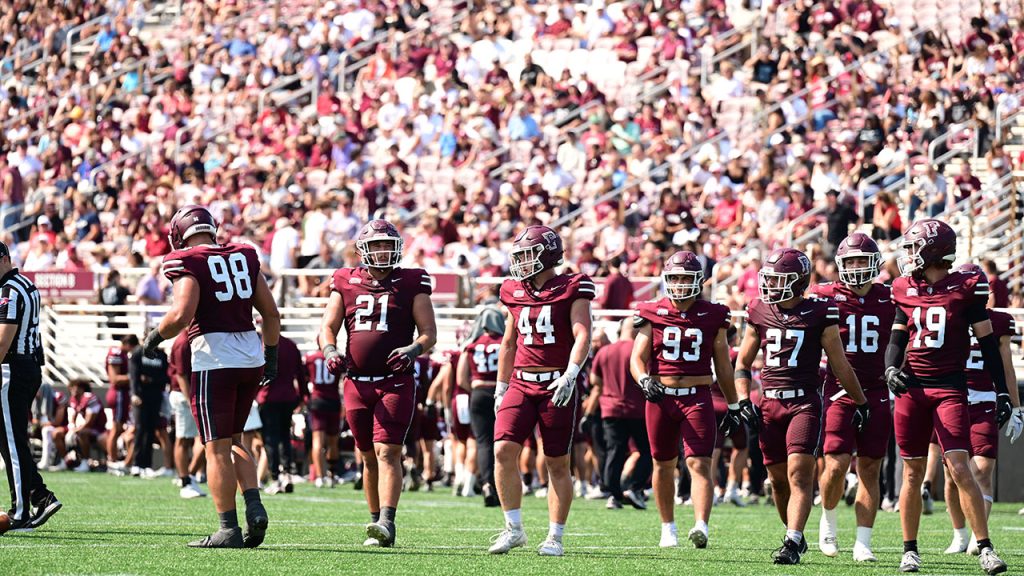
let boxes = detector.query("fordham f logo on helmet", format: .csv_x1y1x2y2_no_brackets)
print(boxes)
662,251,704,301
356,219,403,269
758,248,811,304
897,219,957,277
509,225,564,280
835,232,881,287
168,205,218,250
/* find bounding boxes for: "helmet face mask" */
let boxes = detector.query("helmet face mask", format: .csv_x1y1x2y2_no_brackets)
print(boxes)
897,219,956,277
509,243,545,280
896,237,927,277
837,252,880,286
509,226,563,281
356,219,403,269
758,248,811,304
663,270,703,300
758,270,800,304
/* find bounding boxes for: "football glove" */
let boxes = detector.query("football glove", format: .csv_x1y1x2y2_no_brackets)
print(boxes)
386,343,423,374
718,404,742,437
323,345,344,375
494,380,510,415
260,346,278,387
852,402,871,433
996,393,1012,429
1005,407,1024,444
738,398,762,432
884,366,909,397
547,373,576,408
638,375,664,403
142,329,165,359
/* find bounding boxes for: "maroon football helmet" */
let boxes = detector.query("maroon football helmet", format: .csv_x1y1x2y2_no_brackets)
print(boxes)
356,219,403,269
758,248,811,304
509,225,564,280
835,232,881,287
168,205,218,250
897,219,957,276
662,251,704,300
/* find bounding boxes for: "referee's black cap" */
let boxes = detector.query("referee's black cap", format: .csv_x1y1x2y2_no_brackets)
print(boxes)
0,241,8,259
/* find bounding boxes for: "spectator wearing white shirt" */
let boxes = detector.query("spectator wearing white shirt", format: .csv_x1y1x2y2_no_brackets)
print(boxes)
269,217,300,276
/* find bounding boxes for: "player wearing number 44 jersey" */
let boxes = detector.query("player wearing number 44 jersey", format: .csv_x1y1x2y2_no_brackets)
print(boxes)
145,205,279,549
735,248,869,566
319,219,437,549
489,225,594,558
630,251,740,551
807,233,895,563
886,219,1009,575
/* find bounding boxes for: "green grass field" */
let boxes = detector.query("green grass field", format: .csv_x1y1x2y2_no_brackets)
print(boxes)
1,473,1022,575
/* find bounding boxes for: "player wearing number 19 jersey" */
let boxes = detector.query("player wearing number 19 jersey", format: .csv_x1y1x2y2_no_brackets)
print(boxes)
489,225,594,558
735,248,869,566
145,205,280,549
886,219,1008,575
318,219,437,549
807,233,895,562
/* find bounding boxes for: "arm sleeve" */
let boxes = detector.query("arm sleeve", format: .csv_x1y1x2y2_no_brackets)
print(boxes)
978,333,1008,394
894,307,908,325
965,298,989,324
885,328,909,370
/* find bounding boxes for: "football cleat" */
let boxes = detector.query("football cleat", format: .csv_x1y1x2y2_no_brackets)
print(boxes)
585,485,610,500
688,527,708,549
882,497,896,512
28,492,62,529
482,484,500,508
537,537,564,557
660,525,678,548
606,496,623,510
725,487,746,507
5,515,34,533
772,538,802,565
819,535,838,557
946,538,968,554
843,474,859,506
366,522,394,548
73,461,90,473
900,551,922,572
852,542,877,562
264,481,283,495
488,524,527,554
180,484,206,499
967,534,980,556
979,548,1007,575
922,488,934,515
188,527,244,548
363,537,380,547
243,503,269,549
534,486,548,498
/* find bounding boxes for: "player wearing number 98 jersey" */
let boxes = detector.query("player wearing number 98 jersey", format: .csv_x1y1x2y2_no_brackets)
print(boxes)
886,219,1008,575
318,218,438,549
147,204,280,550
489,225,594,558
735,248,868,566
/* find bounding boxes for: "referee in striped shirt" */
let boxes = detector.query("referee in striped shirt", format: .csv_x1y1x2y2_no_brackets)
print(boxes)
0,241,61,531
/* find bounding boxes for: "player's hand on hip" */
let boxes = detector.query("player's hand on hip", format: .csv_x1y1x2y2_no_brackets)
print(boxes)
638,375,664,403
738,398,762,432
883,367,909,397
852,402,871,433
547,374,575,407
1005,407,1024,444
996,393,1013,429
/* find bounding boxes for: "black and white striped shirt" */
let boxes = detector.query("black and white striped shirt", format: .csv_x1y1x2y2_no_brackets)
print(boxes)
0,269,42,361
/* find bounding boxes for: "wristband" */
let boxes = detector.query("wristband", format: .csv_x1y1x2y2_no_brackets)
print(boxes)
735,369,752,380
409,342,424,357
728,403,740,410
564,361,582,380
496,380,509,393
323,344,339,358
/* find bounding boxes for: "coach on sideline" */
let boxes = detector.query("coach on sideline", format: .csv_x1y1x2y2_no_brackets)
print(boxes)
0,241,61,531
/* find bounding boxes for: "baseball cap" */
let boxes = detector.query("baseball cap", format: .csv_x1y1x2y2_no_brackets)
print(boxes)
0,241,9,259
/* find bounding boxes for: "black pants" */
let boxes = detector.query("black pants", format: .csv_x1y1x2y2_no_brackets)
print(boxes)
584,410,607,489
469,387,496,490
260,401,296,480
883,431,898,501
602,417,652,500
133,388,164,469
0,361,48,521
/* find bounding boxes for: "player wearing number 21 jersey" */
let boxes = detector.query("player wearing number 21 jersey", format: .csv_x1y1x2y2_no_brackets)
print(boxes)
734,247,868,566
145,205,280,550
630,251,739,551
806,233,895,562
885,219,1008,575
318,219,437,549
489,225,594,558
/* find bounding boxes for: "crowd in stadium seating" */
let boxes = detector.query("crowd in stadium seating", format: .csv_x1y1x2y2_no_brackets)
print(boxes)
0,0,1021,314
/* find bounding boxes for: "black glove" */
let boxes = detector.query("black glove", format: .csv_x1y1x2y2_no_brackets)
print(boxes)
738,398,762,432
387,343,423,373
884,366,909,397
852,402,871,433
142,329,165,359
997,393,1012,429
718,405,742,437
638,375,664,403
260,345,278,387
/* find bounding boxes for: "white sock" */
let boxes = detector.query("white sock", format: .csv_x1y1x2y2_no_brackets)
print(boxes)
454,462,465,483
953,526,970,544
694,520,709,535
662,522,677,534
786,530,803,545
725,482,737,495
821,507,838,538
549,522,565,540
41,426,55,467
855,526,873,549
504,509,522,528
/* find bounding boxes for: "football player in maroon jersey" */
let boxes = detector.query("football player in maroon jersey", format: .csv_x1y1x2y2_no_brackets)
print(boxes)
885,220,1009,574
807,233,895,562
735,248,869,565
630,251,739,550
488,226,594,557
941,264,1022,556
318,219,437,548
143,205,280,549
457,308,505,506
304,349,342,488
169,331,206,499
105,335,136,469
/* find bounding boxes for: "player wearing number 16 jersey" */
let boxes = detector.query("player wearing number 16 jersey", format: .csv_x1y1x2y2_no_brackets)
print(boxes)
145,205,280,549
630,251,739,551
886,220,1009,575
305,350,341,488
734,248,869,566
318,219,437,549
807,233,895,562
489,225,594,558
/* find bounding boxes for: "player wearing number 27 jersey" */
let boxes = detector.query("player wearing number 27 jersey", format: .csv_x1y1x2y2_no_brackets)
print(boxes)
145,205,280,550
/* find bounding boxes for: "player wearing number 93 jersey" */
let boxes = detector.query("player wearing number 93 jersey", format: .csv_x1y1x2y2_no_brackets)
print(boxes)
318,218,437,550
886,219,1008,575
146,204,280,550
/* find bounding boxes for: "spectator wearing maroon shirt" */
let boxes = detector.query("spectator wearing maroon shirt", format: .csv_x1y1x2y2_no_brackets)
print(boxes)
598,258,635,310
983,260,1010,308
590,321,650,509
256,336,306,494
953,164,982,203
